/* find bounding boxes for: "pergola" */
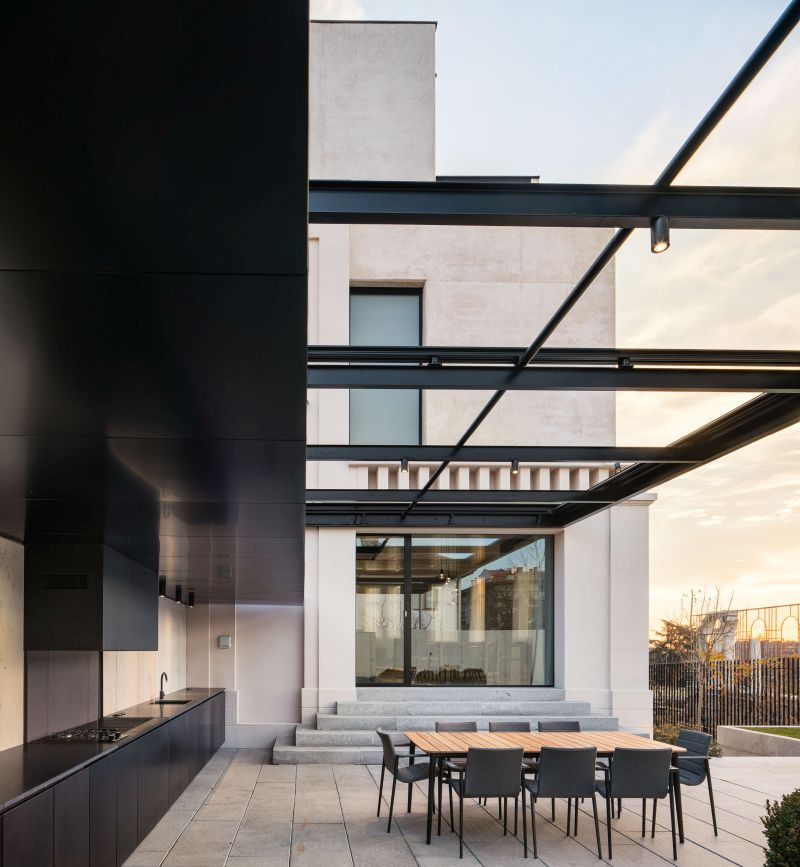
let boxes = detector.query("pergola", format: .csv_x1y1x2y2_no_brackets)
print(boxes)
305,0,800,530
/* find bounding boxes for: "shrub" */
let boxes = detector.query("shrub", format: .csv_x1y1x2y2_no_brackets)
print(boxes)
762,788,800,867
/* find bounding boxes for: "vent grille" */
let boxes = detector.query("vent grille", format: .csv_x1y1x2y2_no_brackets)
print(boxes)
43,575,88,591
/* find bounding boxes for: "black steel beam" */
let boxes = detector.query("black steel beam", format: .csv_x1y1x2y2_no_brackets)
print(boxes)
306,510,554,528
306,489,617,504
310,181,800,230
307,445,700,463
553,393,800,526
309,364,800,392
308,345,800,367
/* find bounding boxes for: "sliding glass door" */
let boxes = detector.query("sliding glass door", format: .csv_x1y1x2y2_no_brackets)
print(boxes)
356,534,553,686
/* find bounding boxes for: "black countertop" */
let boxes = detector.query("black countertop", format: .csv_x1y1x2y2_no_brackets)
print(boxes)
0,687,225,814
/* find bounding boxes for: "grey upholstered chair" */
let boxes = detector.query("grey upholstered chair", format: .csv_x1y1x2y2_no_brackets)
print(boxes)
375,729,431,833
446,747,524,858
523,747,602,859
672,729,717,835
596,747,676,859
435,721,478,835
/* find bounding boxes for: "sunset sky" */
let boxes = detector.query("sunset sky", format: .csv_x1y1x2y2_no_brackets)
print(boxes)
312,0,800,633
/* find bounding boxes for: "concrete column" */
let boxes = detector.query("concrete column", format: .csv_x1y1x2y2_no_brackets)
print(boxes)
0,538,24,750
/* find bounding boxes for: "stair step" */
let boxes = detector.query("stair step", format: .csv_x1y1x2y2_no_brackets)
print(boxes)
337,700,590,716
317,714,619,731
273,744,383,765
356,687,564,701
295,727,407,747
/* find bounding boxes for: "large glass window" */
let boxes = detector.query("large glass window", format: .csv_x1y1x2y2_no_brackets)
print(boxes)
355,534,554,686
349,289,420,445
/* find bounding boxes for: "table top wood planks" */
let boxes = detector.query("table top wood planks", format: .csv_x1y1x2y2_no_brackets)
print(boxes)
403,729,686,757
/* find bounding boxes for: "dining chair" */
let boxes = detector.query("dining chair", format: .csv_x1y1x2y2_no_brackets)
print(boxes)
435,721,478,835
446,747,524,858
595,747,677,860
672,729,717,835
375,729,431,833
535,720,582,820
523,746,602,859
485,721,533,827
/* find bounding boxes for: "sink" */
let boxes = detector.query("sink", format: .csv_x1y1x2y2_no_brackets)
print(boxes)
151,699,191,705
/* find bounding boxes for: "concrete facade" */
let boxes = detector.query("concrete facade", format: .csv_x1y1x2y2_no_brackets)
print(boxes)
0,537,24,750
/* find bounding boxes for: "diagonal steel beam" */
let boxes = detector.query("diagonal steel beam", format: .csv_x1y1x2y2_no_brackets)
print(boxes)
401,0,800,521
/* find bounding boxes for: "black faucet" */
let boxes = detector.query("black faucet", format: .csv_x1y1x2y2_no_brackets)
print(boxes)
159,671,168,701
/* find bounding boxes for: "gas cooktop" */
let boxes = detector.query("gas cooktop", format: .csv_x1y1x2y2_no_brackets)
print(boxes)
41,726,124,744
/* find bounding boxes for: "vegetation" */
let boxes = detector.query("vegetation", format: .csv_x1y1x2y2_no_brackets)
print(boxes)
762,788,800,866
744,727,800,740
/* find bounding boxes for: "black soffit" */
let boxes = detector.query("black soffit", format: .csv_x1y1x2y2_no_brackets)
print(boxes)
0,2,310,605
305,0,800,531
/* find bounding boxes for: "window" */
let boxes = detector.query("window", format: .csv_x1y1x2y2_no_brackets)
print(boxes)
356,534,554,686
349,289,420,445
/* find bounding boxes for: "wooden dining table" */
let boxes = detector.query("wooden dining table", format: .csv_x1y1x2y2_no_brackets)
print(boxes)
403,730,686,844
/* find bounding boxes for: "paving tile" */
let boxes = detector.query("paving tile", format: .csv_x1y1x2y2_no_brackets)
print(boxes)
122,853,168,867
230,825,293,858
194,801,248,822
137,809,196,852
290,822,353,867
204,786,254,807
226,857,290,867
258,764,297,783
161,819,238,867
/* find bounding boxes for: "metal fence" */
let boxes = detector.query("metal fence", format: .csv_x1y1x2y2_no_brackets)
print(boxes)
650,657,800,738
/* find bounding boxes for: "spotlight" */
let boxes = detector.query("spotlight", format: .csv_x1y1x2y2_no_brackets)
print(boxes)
188,589,195,608
511,459,520,475
158,576,166,597
400,457,409,474
650,216,670,253
175,584,183,604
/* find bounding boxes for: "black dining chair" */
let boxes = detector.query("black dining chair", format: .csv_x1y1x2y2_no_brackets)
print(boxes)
376,729,431,833
535,720,582,820
523,746,602,859
672,729,717,836
446,747,524,858
596,747,677,860
435,721,478,834
485,721,533,827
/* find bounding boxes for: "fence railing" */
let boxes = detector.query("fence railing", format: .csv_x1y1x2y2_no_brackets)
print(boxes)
650,657,800,738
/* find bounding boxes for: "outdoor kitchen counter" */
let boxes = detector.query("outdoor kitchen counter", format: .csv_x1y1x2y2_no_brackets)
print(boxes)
0,687,224,814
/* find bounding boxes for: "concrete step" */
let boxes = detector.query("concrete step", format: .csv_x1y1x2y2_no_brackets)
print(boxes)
356,686,564,701
316,714,619,732
337,700,591,716
273,744,382,765
295,727,407,747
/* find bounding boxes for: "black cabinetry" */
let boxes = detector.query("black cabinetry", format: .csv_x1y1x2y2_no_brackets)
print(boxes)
3,788,53,867
137,723,169,842
115,743,138,866
54,771,90,867
89,750,117,867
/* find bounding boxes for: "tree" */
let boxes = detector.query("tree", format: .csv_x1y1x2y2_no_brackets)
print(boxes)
649,620,695,664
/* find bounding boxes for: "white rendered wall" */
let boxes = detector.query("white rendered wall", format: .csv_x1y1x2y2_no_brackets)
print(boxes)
0,537,25,749
556,501,654,733
310,22,435,181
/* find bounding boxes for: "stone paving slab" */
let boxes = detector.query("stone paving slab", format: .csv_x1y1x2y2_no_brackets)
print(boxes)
123,751,800,867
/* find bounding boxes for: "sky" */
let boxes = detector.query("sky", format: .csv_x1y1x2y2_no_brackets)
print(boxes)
311,0,800,632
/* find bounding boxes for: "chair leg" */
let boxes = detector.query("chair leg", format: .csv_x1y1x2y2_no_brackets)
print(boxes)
377,764,385,817
551,797,556,822
617,797,622,818
707,771,718,836
437,770,443,835
503,797,508,836
522,786,529,858
574,798,578,836
668,781,677,861
531,792,538,859
408,781,413,813
498,797,502,819
592,795,602,859
605,795,613,860
642,798,646,837
514,796,518,837
449,783,454,833
388,775,397,834
459,793,464,859
651,798,657,838
567,798,571,836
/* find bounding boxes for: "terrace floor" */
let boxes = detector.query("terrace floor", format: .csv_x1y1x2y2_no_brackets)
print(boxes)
123,750,800,867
